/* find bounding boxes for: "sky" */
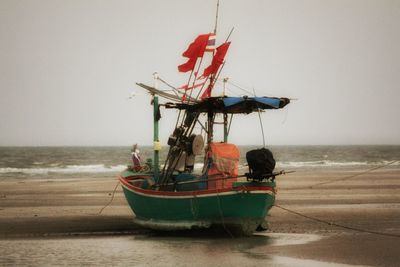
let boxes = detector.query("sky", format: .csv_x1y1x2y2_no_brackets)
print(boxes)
0,0,399,146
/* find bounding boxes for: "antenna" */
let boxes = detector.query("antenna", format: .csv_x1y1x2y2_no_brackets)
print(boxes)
214,0,220,34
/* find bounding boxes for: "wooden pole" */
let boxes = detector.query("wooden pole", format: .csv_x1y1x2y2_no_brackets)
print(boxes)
153,72,160,182
223,113,228,142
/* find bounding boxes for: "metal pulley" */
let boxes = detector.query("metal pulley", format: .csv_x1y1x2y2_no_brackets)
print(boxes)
168,126,184,146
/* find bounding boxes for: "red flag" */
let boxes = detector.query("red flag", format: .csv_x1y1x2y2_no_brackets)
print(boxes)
178,34,211,73
178,57,197,72
178,82,206,90
182,34,211,58
200,42,231,78
201,83,213,99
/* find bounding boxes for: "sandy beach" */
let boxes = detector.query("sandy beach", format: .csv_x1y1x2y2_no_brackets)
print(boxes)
1,167,399,266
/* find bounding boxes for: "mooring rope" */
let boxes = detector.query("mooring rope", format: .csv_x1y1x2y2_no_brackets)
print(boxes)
309,160,398,188
98,180,120,214
216,189,234,238
273,204,400,238
273,160,400,238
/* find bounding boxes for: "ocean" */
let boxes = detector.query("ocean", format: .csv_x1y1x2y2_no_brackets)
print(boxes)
1,145,399,179
1,146,399,267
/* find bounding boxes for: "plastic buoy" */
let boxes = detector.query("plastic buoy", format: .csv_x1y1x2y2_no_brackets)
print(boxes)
192,135,204,155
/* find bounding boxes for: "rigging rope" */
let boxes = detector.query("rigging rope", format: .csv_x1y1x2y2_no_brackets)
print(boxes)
281,104,289,124
157,76,176,90
156,76,180,97
226,80,255,96
253,88,266,147
256,107,266,148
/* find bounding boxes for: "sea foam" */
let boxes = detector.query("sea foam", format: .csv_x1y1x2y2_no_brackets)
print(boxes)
0,164,127,174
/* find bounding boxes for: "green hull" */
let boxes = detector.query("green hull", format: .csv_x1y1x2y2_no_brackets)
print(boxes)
119,173,276,234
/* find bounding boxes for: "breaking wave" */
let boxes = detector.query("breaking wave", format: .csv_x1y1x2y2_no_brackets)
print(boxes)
0,164,127,175
0,161,397,175
277,160,399,168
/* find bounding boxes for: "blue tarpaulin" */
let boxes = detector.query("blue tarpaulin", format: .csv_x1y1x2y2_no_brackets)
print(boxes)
223,97,281,109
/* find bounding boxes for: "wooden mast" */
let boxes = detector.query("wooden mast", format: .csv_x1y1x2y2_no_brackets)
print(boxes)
160,0,223,186
206,0,220,146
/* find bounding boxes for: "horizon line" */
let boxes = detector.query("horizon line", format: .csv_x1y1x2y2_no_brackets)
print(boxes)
1,144,399,147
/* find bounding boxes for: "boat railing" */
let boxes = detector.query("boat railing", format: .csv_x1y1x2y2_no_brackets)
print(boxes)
161,170,291,187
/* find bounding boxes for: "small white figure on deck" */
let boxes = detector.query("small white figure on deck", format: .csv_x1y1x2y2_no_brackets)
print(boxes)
131,144,141,171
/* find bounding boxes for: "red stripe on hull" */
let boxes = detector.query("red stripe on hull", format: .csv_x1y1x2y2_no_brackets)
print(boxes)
119,175,275,197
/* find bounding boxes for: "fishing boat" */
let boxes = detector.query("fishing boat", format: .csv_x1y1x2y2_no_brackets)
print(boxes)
119,4,290,234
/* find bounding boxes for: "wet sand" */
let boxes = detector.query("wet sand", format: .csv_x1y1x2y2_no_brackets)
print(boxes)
1,167,399,266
